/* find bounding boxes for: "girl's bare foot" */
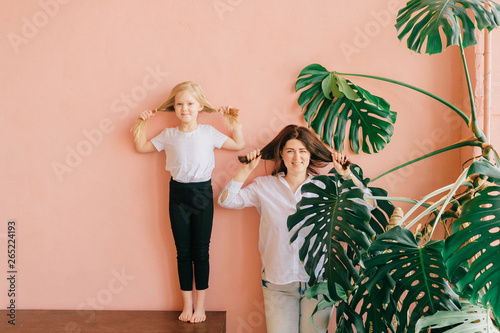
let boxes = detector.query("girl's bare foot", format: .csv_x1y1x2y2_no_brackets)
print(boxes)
179,291,193,322
190,289,207,323
179,308,193,322
190,307,206,323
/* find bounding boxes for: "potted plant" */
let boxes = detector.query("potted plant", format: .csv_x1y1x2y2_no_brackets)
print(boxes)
287,1,500,332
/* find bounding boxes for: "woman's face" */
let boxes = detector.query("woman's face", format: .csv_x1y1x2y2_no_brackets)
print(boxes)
174,90,203,124
281,139,311,175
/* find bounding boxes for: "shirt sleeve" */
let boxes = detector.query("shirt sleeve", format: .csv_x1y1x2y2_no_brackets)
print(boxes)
217,179,260,209
356,186,377,211
208,125,229,149
150,128,166,152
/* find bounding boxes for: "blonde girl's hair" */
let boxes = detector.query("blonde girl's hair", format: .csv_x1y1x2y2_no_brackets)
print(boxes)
157,81,217,113
131,81,239,143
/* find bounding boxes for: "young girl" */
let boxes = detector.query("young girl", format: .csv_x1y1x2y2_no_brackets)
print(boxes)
133,81,244,323
218,125,374,333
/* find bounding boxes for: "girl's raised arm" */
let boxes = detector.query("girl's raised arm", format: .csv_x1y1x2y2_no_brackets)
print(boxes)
134,110,158,153
219,106,244,151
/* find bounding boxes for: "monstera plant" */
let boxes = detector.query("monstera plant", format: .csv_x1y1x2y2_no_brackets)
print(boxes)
288,1,500,332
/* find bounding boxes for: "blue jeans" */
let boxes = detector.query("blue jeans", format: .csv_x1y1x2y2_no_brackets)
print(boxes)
262,279,332,333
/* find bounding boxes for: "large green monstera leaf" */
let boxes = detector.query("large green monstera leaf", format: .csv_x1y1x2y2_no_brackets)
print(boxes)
444,185,500,324
365,227,460,333
396,0,500,55
295,64,397,154
287,172,373,299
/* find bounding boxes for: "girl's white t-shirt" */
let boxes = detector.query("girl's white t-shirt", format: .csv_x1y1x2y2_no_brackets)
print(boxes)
151,124,228,183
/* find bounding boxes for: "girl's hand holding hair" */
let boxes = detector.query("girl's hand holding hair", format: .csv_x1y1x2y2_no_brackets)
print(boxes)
133,110,157,153
218,105,232,115
139,109,156,121
218,105,241,129
219,105,244,150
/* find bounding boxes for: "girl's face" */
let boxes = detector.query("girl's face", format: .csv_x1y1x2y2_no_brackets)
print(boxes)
174,90,204,124
281,139,311,176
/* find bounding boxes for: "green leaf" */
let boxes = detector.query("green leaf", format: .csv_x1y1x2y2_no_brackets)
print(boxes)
338,272,397,333
335,301,367,333
319,71,359,101
366,186,394,236
444,185,500,324
365,227,460,333
287,172,372,299
295,63,329,92
415,300,499,333
305,281,331,301
303,282,337,332
337,75,359,100
335,283,348,302
296,65,397,154
396,0,500,55
467,158,500,183
332,163,394,237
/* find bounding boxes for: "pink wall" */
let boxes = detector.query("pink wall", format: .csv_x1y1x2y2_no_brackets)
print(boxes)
1,1,492,332
490,31,500,148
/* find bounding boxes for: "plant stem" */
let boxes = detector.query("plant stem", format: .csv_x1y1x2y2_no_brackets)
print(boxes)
458,35,487,143
337,72,470,124
365,196,431,208
427,168,469,241
397,184,457,228
404,198,447,231
371,140,483,182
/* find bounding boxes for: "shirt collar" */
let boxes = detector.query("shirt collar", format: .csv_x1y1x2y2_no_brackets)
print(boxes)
277,172,314,184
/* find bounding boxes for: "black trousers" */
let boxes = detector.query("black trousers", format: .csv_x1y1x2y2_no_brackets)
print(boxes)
169,178,213,291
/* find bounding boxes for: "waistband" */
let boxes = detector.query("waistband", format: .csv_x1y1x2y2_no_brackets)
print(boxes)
170,177,212,189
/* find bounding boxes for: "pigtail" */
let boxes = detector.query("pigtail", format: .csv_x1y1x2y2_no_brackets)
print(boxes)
131,109,156,144
220,108,240,131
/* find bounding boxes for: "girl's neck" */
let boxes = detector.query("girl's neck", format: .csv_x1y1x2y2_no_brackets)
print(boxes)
178,121,198,133
284,171,308,194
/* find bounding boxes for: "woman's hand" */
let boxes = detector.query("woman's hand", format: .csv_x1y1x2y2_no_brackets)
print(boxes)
242,149,261,171
332,151,351,177
139,110,156,121
233,149,261,183
220,149,260,203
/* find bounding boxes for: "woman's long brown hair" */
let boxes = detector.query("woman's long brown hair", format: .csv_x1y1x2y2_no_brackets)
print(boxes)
239,125,347,175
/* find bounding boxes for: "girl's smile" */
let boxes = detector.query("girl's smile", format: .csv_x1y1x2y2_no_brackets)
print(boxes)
174,90,204,126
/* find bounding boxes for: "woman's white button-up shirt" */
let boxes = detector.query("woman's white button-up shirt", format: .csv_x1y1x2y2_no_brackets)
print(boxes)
218,172,313,285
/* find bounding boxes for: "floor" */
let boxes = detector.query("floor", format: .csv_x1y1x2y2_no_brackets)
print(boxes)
0,310,226,333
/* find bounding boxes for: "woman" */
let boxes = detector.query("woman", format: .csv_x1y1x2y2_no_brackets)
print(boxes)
218,124,372,333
